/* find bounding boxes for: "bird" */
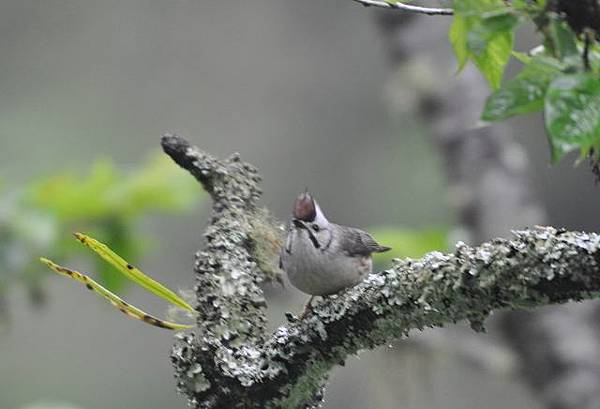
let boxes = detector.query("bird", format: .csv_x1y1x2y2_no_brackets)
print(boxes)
279,191,391,316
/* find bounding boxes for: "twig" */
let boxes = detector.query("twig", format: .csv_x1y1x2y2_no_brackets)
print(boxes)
583,29,592,71
352,0,453,16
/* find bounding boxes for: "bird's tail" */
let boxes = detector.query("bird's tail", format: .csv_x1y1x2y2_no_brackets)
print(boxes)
374,245,392,253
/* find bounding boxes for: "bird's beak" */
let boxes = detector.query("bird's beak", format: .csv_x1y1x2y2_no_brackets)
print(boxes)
293,219,306,229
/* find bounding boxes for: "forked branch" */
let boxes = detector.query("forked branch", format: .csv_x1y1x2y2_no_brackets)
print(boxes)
162,134,600,409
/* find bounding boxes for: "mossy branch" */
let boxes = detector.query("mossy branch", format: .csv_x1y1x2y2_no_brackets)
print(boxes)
162,134,600,409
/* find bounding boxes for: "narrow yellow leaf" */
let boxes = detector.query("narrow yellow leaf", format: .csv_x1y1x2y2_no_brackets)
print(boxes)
74,232,194,312
40,257,193,331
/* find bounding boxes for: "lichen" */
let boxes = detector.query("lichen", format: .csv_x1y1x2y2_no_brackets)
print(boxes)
247,207,285,286
273,359,330,409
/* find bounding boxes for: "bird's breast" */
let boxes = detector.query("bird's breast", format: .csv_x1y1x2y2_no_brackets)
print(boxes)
282,231,372,296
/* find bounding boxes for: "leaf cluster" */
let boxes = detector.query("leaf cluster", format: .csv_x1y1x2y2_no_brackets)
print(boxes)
450,0,600,163
0,153,202,322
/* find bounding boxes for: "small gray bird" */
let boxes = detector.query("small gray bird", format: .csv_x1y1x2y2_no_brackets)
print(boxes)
280,191,391,310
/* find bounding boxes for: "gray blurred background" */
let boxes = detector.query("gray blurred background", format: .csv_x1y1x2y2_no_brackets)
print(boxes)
1,1,600,409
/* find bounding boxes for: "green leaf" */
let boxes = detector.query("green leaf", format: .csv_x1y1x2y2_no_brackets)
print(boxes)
74,232,194,312
449,2,518,89
545,18,579,60
472,27,515,90
511,0,548,13
545,73,600,162
511,50,532,64
467,12,519,56
90,219,139,292
40,257,193,330
483,56,563,121
450,15,470,71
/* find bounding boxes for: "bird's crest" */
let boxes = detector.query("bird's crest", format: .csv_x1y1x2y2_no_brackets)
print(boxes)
293,191,317,222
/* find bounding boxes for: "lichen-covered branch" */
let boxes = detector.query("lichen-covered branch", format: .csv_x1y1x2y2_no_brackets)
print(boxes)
162,134,600,409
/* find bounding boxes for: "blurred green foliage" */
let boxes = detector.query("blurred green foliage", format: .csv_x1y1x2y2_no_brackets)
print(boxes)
0,153,202,323
370,227,448,263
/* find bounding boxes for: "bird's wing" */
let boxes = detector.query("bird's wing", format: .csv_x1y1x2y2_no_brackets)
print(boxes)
339,226,391,257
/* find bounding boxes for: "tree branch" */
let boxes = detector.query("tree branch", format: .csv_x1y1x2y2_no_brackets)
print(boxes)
352,0,453,16
162,134,600,409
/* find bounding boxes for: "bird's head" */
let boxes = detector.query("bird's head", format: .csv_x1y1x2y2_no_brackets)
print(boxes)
292,191,331,247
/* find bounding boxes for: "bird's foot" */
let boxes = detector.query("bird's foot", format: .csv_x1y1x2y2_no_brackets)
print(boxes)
298,295,315,319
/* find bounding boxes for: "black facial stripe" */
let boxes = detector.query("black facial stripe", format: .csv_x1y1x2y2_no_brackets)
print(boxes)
292,218,320,249
306,229,320,249
293,219,305,228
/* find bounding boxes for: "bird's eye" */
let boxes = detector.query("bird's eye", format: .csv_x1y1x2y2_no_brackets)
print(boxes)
311,224,320,232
